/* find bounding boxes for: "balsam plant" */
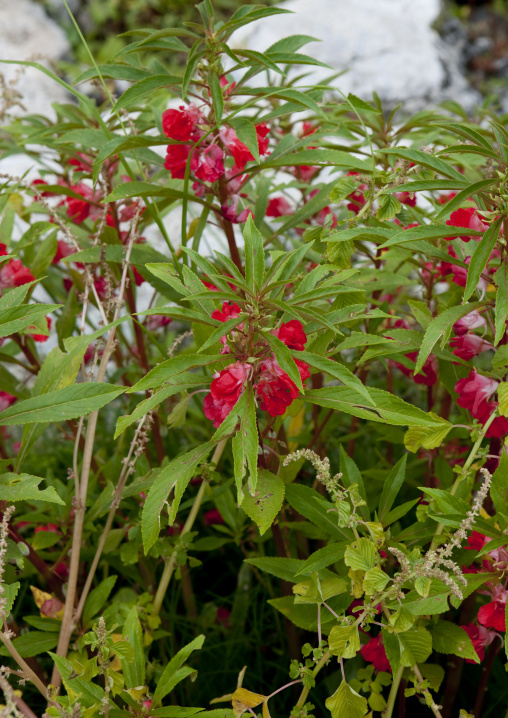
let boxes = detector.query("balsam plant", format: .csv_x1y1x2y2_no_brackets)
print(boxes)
1,2,508,716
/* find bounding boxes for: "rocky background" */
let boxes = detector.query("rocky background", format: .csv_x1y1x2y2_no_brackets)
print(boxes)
0,0,507,119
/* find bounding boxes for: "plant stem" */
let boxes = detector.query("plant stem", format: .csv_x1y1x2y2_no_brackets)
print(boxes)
152,438,227,616
0,630,55,706
383,666,404,718
293,650,331,712
413,665,443,718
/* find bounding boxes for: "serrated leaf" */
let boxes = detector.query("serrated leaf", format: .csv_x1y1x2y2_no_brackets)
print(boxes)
330,177,357,203
494,260,508,346
328,625,360,659
377,194,402,221
232,387,258,498
383,147,465,181
415,576,432,598
344,538,376,572
0,303,60,339
399,627,432,667
363,566,389,595
0,384,124,426
325,681,368,718
128,355,230,393
241,470,284,536
0,473,64,504
414,301,485,374
404,416,453,453
298,351,373,405
429,622,479,663
464,218,501,302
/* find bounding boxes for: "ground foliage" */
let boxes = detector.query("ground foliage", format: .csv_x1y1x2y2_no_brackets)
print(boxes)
1,3,508,718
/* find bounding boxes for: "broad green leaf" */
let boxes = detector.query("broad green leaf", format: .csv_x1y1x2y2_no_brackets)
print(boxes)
325,681,368,718
268,595,348,632
0,631,58,658
0,304,60,339
363,566,390,595
414,301,485,374
464,218,502,302
232,387,258,498
82,576,117,628
429,622,479,663
141,443,216,552
494,260,508,346
113,74,174,112
344,538,376,572
0,383,124,426
377,194,402,221
241,470,284,535
245,557,305,583
404,417,453,453
298,351,373,405
330,177,357,203
152,635,205,706
0,473,64,504
399,627,432,667
328,625,360,660
3,582,20,616
295,543,347,576
378,455,407,523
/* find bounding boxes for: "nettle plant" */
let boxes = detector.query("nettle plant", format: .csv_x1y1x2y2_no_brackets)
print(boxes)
2,1,508,717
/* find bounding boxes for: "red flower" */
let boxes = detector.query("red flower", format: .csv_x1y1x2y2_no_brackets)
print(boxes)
69,153,94,173
132,267,145,286
478,597,507,632
255,123,270,155
267,197,293,217
212,301,242,323
0,392,16,411
203,362,252,427
446,207,488,242
438,191,458,205
472,401,508,439
455,370,498,417
255,358,309,417
191,144,225,182
276,320,307,351
34,523,60,534
361,634,390,673
453,310,486,336
215,606,231,628
220,126,269,171
450,333,492,361
466,531,490,552
203,509,224,526
164,144,191,179
30,316,51,343
53,240,75,265
462,624,496,663
392,352,438,386
162,108,196,141
0,260,35,289
146,315,172,332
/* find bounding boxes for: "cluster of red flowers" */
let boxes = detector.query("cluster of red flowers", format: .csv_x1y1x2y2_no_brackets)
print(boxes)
203,309,310,426
162,97,270,223
0,243,35,290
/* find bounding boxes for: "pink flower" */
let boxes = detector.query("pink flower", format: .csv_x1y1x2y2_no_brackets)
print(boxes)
0,260,35,289
276,320,307,351
191,144,224,182
164,144,191,179
395,191,416,207
0,392,16,411
462,624,496,663
453,310,486,336
446,207,488,242
472,401,508,439
267,197,293,217
361,634,390,672
450,333,492,361
455,370,498,417
212,302,242,323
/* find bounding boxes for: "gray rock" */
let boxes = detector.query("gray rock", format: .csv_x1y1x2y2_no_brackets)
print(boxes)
0,0,70,119
232,0,480,113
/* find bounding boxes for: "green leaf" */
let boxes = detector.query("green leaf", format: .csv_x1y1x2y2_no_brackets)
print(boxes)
232,386,258,497
0,631,58,658
330,177,357,203
494,260,508,346
3,582,20,616
429,622,479,663
498,383,508,417
128,355,231,393
197,315,246,354
414,301,485,374
382,147,465,181
377,194,402,221
82,576,117,628
378,455,407,523
229,117,259,162
263,333,303,392
328,625,361,659
344,538,376,572
209,72,224,125
0,473,64,504
0,303,61,339
491,452,508,515
243,215,265,291
152,635,205,707
268,595,350,632
363,566,390,595
298,351,373,405
404,416,453,453
464,218,502,302
295,543,346,576
245,557,305,583
113,74,173,112
325,681,368,718
285,483,354,541
141,443,216,552
399,627,433,667
434,178,498,221
339,446,369,521
0,383,124,426
259,149,374,173
241,470,284,536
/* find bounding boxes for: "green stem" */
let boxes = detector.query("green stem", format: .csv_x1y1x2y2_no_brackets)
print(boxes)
293,650,331,712
152,438,227,616
430,410,497,550
383,666,404,718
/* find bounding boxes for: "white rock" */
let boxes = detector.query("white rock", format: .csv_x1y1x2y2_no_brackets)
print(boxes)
0,0,70,119
232,0,478,111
